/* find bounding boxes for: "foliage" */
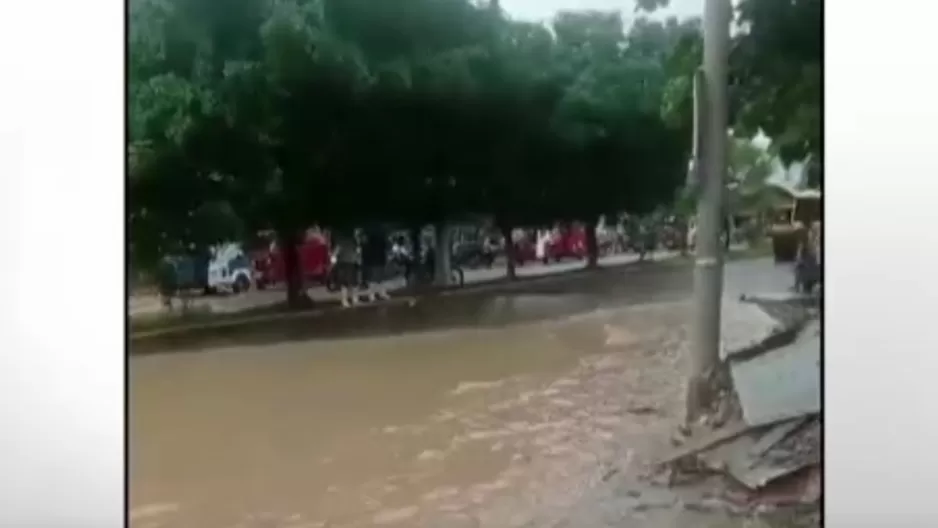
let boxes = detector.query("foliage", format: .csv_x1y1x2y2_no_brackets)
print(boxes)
673,137,774,217
659,0,821,187
546,11,693,220
725,138,775,213
731,0,821,180
128,0,696,276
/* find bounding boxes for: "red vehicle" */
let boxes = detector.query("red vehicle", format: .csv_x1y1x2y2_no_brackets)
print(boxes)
252,231,333,289
546,225,587,261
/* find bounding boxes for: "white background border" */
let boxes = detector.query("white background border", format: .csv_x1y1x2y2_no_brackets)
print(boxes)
824,1,938,527
1,0,937,526
0,0,125,525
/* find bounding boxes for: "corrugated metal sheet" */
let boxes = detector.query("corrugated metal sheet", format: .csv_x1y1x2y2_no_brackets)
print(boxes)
720,298,783,361
730,320,821,427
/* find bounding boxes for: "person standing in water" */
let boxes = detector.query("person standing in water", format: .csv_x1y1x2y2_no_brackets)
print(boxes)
332,228,361,308
361,225,391,302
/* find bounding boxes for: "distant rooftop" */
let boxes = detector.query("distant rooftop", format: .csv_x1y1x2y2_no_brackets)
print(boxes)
767,181,821,200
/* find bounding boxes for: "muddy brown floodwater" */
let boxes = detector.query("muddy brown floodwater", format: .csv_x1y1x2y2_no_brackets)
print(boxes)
131,264,812,528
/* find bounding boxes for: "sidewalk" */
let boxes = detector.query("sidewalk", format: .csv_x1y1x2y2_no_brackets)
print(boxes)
130,250,681,320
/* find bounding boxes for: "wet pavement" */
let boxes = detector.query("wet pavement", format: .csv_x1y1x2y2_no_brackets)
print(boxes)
130,258,811,528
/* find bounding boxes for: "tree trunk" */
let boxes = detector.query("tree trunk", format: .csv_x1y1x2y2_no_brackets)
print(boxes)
408,224,423,285
433,223,453,287
678,217,690,256
278,229,307,309
409,224,423,262
499,224,517,281
585,219,599,268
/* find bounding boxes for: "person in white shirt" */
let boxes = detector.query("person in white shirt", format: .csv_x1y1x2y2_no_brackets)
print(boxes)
535,229,549,264
481,236,497,268
391,236,409,261
332,230,361,308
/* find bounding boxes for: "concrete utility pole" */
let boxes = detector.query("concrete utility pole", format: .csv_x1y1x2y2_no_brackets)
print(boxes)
686,0,732,423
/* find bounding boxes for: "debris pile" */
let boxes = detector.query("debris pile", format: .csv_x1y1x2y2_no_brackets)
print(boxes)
661,298,821,514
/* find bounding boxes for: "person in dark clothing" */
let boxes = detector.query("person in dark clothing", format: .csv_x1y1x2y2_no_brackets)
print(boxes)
643,228,657,261
390,235,413,279
423,241,436,282
793,226,820,293
633,220,653,261
361,226,390,302
481,236,497,268
156,257,178,311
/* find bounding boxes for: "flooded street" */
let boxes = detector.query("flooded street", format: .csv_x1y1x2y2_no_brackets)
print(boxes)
130,260,806,528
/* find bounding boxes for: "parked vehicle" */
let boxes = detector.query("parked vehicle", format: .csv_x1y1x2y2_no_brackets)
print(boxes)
206,243,254,294
766,184,822,263
252,231,332,290
157,253,210,297
546,225,587,262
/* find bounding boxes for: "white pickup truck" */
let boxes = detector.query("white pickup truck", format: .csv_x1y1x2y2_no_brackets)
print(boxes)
206,243,254,294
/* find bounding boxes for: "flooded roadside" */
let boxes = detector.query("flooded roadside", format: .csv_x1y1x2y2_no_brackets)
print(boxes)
130,261,813,528
130,299,693,528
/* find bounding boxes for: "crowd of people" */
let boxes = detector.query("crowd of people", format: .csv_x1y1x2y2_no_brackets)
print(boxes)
151,214,718,312
328,226,466,308
331,227,393,308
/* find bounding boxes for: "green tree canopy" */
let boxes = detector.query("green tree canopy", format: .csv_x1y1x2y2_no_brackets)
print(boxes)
128,0,697,285
656,0,821,188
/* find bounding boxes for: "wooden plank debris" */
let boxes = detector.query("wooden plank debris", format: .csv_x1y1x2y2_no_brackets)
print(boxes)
656,420,757,465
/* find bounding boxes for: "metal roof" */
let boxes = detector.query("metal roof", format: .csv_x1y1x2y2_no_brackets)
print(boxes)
766,181,822,200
